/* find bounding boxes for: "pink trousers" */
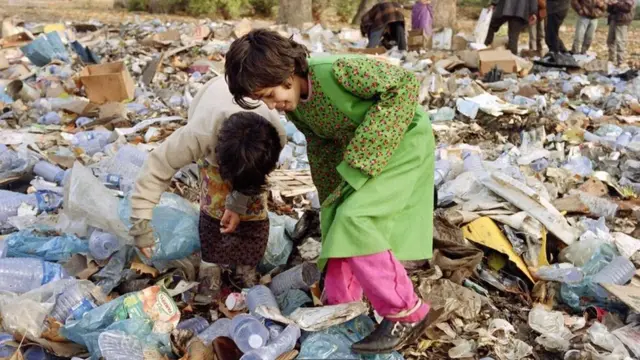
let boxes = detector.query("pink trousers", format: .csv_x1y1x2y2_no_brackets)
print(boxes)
324,250,429,323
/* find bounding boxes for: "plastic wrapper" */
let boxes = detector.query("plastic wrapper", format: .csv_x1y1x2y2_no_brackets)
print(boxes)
298,315,403,360
258,213,296,273
588,322,628,354
5,229,89,262
119,193,200,261
0,278,76,338
563,156,594,177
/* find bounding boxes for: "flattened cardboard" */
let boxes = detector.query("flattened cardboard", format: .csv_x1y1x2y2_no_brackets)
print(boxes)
478,49,517,75
79,61,135,104
407,29,431,52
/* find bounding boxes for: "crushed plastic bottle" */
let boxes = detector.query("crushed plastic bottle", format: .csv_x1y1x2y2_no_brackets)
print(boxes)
246,285,279,318
434,159,451,187
38,111,61,125
33,161,66,184
177,316,210,335
88,230,122,260
241,325,300,360
0,190,64,223
71,130,113,156
50,281,97,323
591,256,635,285
198,318,232,344
229,314,269,353
269,262,321,296
533,263,583,283
98,331,144,360
0,258,68,294
433,107,455,121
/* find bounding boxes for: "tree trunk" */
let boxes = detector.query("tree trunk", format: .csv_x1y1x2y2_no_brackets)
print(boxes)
432,0,457,30
278,0,313,29
351,0,382,25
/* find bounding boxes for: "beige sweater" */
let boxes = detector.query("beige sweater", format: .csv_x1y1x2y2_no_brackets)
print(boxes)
130,76,287,220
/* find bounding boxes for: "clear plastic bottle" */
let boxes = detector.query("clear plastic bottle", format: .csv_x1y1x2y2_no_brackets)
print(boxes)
229,314,270,353
89,230,121,260
0,190,38,222
114,145,148,168
177,316,210,335
240,325,301,360
615,132,633,149
98,331,144,360
71,130,113,156
246,285,279,316
0,258,68,294
534,263,584,283
0,145,18,173
50,281,97,323
269,263,321,296
591,256,636,285
33,161,66,184
462,151,484,173
198,318,232,344
434,159,451,187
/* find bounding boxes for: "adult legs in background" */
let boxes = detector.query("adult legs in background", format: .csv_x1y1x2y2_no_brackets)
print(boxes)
546,8,569,53
582,18,598,54
367,28,385,48
506,17,528,54
485,13,507,47
607,20,617,63
529,19,545,52
572,16,590,54
615,23,629,65
388,21,408,51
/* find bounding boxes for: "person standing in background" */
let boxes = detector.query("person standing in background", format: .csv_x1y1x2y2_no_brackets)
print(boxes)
360,2,408,51
571,0,607,54
545,0,571,54
412,0,434,35
484,0,538,55
528,0,547,55
606,0,637,65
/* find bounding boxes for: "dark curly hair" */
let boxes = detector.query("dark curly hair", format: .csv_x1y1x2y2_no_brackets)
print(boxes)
215,111,281,196
224,29,310,109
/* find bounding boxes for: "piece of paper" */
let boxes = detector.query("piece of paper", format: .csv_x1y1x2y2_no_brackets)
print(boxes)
602,283,640,313
255,301,368,332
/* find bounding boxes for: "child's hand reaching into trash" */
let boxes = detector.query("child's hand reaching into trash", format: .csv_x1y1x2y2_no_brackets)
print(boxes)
221,209,240,234
130,217,155,258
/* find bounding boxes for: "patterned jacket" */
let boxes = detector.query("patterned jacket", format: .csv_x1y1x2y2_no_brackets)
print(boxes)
360,2,405,36
608,0,637,25
572,0,607,18
490,0,538,21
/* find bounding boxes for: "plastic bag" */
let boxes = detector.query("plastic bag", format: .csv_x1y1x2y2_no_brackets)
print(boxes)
5,229,89,262
473,8,493,44
258,213,296,273
62,162,131,242
119,193,199,261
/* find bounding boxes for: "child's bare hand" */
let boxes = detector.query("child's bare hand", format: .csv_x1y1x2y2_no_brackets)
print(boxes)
221,209,240,234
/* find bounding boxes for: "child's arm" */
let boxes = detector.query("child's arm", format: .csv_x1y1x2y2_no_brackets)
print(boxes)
332,57,420,190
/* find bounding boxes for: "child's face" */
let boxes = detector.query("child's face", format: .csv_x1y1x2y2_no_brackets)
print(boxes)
251,76,302,112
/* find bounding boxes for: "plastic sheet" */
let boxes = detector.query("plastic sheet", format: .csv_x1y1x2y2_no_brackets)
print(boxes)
258,213,296,273
5,229,89,262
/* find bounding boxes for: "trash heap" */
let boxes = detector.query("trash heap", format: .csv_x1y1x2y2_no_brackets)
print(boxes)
0,12,640,360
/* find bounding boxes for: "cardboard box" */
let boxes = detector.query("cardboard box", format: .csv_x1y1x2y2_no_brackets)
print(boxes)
407,29,431,52
478,49,517,75
80,61,135,104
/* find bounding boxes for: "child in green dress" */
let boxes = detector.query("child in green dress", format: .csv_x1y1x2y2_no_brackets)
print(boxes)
224,29,438,354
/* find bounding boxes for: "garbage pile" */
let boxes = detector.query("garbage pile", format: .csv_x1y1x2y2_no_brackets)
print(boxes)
0,12,640,360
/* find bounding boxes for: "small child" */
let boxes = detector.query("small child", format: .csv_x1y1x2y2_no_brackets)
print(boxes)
606,0,637,65
129,76,286,295
411,0,434,35
571,0,607,54
528,0,546,55
224,29,439,354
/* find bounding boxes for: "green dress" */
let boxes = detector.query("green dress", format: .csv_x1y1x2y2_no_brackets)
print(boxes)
287,55,435,270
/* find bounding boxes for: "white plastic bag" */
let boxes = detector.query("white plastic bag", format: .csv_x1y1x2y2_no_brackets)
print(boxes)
473,8,493,44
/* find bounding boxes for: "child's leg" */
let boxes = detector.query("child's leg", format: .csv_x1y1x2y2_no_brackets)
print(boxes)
572,17,587,54
582,18,597,54
324,258,364,304
615,24,628,65
345,250,429,323
607,21,617,62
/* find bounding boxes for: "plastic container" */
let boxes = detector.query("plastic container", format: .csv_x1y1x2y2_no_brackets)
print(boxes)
434,159,451,187
433,107,455,122
0,333,18,357
98,331,144,360
177,316,210,335
269,263,321,296
265,320,284,340
113,145,148,168
615,132,632,149
33,161,65,184
198,318,232,344
240,325,301,360
50,281,97,323
71,130,113,156
534,264,583,283
246,285,279,316
591,256,636,285
229,314,269,353
0,258,68,294
89,230,121,260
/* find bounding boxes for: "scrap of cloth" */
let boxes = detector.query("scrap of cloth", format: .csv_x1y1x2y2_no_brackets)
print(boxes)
360,2,406,36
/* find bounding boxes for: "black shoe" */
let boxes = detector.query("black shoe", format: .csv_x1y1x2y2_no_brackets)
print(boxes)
351,308,443,354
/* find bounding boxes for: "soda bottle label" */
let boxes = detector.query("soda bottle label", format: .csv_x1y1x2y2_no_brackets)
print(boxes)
105,174,122,187
70,298,97,321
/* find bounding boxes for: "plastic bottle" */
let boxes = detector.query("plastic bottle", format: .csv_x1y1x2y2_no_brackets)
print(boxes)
0,190,38,222
534,264,584,283
229,314,270,353
615,132,633,149
38,111,61,125
456,99,479,119
269,263,321,296
591,256,636,285
89,230,121,260
246,285,279,316
462,151,484,173
71,130,112,156
240,325,301,360
0,145,17,172
0,258,68,294
265,320,284,340
50,281,96,323
33,161,66,184
0,333,18,357
434,159,451,187
198,318,232,344
530,158,549,173
113,145,148,168
577,192,618,218
177,316,210,335
23,346,56,360
434,107,455,122
98,331,144,360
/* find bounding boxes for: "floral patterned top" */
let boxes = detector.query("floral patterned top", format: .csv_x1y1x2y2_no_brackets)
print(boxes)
288,57,421,203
